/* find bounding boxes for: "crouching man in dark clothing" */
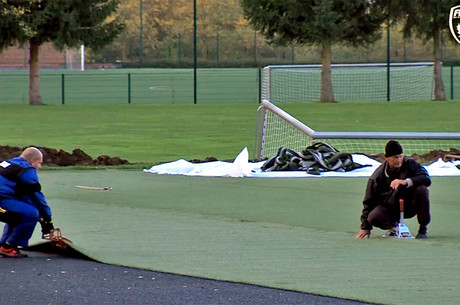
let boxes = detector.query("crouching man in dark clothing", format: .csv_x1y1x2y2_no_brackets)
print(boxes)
356,140,431,240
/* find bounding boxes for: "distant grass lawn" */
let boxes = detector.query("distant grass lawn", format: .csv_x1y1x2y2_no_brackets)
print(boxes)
0,100,459,164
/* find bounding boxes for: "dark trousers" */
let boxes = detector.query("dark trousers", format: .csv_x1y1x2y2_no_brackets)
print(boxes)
367,185,430,230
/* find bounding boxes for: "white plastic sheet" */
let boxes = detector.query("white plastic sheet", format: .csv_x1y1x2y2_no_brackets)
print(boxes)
143,147,460,178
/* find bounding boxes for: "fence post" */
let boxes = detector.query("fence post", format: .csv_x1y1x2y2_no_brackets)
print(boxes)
178,33,182,64
139,0,143,65
61,74,65,105
128,73,131,104
193,0,197,105
253,31,257,65
216,33,219,64
258,68,262,103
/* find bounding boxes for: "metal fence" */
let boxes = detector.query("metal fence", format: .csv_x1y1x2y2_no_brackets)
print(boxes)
0,68,261,104
1,66,460,104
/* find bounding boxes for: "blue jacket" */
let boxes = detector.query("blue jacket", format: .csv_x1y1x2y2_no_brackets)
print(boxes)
0,157,52,220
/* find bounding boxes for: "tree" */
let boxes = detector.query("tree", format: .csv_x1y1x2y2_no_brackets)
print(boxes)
379,0,459,101
240,0,385,102
115,0,141,62
0,0,124,105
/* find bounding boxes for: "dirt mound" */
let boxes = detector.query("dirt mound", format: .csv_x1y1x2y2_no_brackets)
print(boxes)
369,148,460,164
1,145,459,167
0,145,129,166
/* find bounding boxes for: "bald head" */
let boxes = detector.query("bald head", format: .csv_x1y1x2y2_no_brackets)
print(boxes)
21,147,43,169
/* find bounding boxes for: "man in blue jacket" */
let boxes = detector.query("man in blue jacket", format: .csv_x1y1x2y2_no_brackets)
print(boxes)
356,140,431,240
0,147,53,258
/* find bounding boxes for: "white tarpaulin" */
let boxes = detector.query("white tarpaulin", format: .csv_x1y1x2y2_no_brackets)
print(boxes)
143,147,460,178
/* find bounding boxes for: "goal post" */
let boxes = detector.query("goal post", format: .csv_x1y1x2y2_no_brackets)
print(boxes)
254,100,460,159
261,62,434,102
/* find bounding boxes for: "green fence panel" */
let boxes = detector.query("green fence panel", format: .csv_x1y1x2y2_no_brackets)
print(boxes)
1,66,458,104
0,73,29,104
443,66,460,100
0,68,260,104
130,69,193,104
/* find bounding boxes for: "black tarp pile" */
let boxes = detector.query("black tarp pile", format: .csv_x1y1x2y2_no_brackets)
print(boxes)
261,142,369,175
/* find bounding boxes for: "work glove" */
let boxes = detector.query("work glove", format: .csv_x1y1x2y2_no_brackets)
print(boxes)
40,217,54,239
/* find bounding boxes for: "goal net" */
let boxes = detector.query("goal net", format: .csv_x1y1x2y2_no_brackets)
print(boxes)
261,63,434,102
255,100,460,159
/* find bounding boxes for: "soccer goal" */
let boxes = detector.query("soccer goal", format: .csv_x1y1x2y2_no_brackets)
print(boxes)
254,100,460,159
261,62,434,102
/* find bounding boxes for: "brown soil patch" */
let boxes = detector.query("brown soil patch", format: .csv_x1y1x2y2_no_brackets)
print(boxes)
368,148,460,164
0,145,129,166
1,145,459,167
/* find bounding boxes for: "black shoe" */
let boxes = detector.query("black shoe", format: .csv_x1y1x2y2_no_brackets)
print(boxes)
416,226,428,239
415,232,428,239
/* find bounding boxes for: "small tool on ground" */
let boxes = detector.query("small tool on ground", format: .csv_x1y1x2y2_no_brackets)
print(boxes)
75,185,112,191
396,199,413,239
43,228,72,249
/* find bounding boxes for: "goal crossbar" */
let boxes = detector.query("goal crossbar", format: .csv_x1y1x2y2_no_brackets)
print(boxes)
255,100,460,159
264,62,434,69
313,131,460,140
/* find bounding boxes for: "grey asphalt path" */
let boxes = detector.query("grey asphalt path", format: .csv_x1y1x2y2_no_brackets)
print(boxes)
0,245,380,305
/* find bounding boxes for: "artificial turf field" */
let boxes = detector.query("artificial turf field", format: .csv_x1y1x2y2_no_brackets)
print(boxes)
17,170,460,305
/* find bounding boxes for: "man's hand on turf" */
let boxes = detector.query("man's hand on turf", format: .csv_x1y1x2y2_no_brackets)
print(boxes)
356,229,371,239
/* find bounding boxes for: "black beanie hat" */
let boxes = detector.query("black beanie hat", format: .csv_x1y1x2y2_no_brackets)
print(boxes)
385,140,403,157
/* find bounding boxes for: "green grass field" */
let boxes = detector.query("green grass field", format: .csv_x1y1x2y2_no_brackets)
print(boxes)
0,100,459,164
0,90,460,304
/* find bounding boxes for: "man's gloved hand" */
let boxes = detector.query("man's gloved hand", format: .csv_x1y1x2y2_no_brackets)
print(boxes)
40,217,54,239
